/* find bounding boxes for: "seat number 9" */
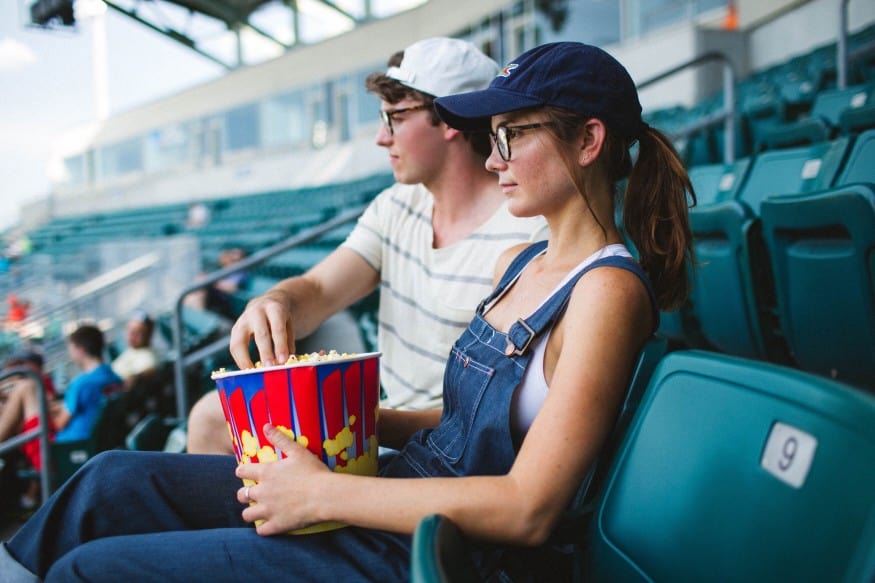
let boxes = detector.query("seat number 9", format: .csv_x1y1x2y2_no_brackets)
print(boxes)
760,422,818,488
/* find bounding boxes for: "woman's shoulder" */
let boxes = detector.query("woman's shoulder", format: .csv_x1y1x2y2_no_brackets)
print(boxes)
567,261,655,330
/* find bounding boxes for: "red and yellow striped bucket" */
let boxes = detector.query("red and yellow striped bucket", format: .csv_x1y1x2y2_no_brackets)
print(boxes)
212,352,381,534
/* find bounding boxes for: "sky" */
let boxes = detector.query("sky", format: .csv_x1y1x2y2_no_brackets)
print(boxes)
0,0,425,234
0,0,225,233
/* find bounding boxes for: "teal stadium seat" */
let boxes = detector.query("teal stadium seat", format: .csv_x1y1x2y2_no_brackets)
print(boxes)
837,127,875,184
759,82,875,149
687,137,851,360
412,350,875,582
760,133,875,389
658,158,751,345
580,350,875,582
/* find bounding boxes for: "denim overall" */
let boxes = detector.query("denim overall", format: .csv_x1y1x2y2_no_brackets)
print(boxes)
4,241,655,583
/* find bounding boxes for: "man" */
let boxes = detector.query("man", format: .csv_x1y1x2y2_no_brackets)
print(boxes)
53,325,123,443
111,311,161,386
186,37,546,453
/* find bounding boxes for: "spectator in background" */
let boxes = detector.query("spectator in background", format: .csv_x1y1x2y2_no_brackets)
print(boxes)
185,202,211,229
0,350,57,509
111,311,161,387
2,350,56,399
206,247,249,318
5,294,30,327
52,325,122,443
185,246,250,321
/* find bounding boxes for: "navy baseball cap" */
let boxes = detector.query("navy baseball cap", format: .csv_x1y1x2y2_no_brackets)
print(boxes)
434,42,644,140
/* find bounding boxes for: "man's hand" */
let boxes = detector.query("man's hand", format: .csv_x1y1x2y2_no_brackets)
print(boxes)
229,291,297,369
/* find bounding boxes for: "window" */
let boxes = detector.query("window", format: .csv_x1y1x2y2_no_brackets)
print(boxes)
97,136,143,179
224,103,260,152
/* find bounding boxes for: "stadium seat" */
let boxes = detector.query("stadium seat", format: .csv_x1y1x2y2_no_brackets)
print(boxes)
687,137,852,359
837,127,875,184
580,350,875,582
24,394,130,489
760,183,875,390
687,158,751,207
411,350,875,582
125,414,183,451
759,81,875,149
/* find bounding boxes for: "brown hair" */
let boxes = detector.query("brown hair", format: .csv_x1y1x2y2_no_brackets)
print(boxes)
69,324,106,359
365,50,492,159
542,107,696,311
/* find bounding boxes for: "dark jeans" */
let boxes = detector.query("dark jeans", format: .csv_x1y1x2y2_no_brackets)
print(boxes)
5,451,410,582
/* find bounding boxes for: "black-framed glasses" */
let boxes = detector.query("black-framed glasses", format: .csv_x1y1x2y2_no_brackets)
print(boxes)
489,122,555,161
379,104,430,135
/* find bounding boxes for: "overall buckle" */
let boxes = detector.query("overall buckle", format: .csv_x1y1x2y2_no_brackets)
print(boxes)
505,318,536,356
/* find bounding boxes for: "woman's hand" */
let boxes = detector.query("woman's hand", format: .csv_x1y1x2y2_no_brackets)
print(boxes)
235,423,331,535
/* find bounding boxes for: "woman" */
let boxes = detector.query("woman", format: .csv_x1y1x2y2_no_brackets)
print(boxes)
0,42,693,582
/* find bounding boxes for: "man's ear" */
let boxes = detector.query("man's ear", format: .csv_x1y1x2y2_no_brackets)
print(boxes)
579,118,606,166
440,121,462,142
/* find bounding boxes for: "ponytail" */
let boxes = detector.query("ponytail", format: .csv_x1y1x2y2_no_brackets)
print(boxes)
538,107,695,310
623,126,696,311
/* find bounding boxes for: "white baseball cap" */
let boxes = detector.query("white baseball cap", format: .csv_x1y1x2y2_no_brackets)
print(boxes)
386,37,499,98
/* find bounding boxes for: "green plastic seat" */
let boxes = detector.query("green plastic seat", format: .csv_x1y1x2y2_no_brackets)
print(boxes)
47,393,129,488
760,183,875,390
661,159,752,347
582,350,875,582
837,127,875,184
688,137,851,359
687,158,751,206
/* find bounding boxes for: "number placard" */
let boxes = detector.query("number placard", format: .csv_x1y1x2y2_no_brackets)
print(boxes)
761,422,817,488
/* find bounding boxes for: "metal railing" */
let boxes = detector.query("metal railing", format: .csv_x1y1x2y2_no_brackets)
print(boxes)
13,252,163,382
170,204,369,419
638,51,737,165
0,367,51,505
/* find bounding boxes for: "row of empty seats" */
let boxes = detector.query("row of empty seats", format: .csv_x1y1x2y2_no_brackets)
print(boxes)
663,127,874,392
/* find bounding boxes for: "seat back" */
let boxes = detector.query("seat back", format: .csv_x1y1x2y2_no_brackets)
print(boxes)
49,394,126,487
583,350,875,582
760,183,875,390
810,81,875,126
738,137,851,212
837,127,875,184
687,158,751,207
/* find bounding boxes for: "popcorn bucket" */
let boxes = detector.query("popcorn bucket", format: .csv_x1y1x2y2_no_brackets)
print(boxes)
212,351,381,534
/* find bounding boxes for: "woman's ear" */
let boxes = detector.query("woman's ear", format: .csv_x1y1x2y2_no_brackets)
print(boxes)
579,118,606,167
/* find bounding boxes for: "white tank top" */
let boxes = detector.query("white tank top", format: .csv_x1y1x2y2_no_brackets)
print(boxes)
484,244,633,437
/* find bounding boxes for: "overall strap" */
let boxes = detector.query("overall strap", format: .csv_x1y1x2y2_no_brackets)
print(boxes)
476,241,549,314
505,255,657,356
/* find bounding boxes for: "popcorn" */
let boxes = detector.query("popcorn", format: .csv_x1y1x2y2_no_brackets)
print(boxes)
211,350,357,377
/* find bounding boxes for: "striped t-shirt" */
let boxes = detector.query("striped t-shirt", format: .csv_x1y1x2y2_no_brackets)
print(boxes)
342,182,547,411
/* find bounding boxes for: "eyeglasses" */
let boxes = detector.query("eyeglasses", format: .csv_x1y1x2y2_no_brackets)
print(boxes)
379,104,430,135
489,122,555,161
